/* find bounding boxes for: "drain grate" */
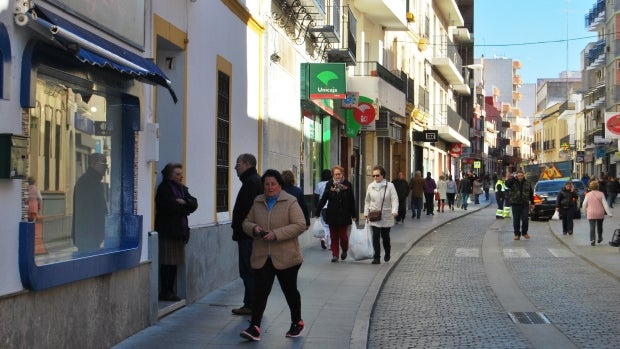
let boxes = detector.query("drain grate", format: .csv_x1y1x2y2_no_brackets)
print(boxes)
508,312,551,324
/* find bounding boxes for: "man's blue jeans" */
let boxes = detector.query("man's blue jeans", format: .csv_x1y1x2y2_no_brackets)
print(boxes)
411,197,423,218
461,193,470,209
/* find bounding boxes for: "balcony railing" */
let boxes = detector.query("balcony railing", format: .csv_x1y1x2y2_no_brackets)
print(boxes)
433,37,463,74
585,39,606,67
436,105,469,140
353,61,404,91
585,0,605,28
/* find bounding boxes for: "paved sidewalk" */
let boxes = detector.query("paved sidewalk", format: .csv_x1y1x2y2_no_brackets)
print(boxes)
548,206,620,281
113,200,619,349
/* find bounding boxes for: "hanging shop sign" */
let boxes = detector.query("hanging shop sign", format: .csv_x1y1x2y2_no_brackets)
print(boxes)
413,130,438,142
449,143,462,157
341,91,359,108
300,63,347,99
345,95,376,137
605,112,620,139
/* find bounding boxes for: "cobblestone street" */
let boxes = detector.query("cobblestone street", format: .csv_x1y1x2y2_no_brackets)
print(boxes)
368,205,620,349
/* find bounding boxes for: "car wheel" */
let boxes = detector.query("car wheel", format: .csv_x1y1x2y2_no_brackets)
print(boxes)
530,214,537,221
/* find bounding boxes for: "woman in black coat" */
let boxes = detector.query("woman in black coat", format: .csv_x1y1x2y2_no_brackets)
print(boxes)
155,163,198,301
315,165,358,262
555,181,579,235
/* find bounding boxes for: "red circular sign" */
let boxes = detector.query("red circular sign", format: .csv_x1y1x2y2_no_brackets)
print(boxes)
353,102,376,125
606,113,620,135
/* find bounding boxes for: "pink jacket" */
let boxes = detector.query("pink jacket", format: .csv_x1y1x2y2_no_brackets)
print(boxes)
582,190,612,220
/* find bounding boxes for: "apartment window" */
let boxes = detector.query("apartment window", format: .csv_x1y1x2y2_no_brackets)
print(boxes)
216,71,230,212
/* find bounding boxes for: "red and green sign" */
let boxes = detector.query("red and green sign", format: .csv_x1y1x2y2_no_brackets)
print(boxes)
345,95,375,137
301,63,347,99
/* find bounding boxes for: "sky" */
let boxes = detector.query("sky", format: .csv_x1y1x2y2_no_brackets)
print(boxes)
474,0,596,84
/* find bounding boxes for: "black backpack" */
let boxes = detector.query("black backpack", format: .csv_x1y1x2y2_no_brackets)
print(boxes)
610,229,620,247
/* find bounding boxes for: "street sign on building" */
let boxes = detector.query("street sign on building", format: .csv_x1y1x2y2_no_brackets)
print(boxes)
413,130,438,142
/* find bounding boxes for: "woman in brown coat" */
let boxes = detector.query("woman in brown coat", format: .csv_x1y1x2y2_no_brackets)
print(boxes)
240,169,307,342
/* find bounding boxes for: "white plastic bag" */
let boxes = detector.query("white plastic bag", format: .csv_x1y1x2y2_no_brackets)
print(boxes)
310,218,325,239
349,224,374,261
551,210,560,220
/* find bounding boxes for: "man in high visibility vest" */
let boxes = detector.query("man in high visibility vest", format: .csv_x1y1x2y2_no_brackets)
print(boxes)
495,177,506,218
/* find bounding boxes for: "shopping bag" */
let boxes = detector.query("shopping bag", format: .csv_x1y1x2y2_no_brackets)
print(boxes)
310,218,325,239
551,210,560,221
349,224,374,261
455,194,462,208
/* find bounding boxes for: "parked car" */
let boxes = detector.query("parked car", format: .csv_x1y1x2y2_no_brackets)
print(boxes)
530,178,584,221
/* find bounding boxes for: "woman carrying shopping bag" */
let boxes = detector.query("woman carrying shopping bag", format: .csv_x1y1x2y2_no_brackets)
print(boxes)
364,165,399,264
555,181,579,235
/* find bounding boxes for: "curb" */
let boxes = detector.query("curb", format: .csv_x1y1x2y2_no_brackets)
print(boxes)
349,203,491,349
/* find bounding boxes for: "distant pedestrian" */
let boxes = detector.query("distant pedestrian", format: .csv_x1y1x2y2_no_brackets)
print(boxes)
408,171,425,219
606,176,619,208
581,173,590,188
364,165,399,264
445,175,457,211
315,166,358,263
392,171,410,223
483,175,491,201
282,170,310,227
504,170,534,240
582,180,613,246
436,175,447,212
555,181,579,235
495,176,506,210
458,172,473,210
472,176,483,204
424,172,437,215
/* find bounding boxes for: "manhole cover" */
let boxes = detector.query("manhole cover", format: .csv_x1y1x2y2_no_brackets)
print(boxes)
508,312,551,324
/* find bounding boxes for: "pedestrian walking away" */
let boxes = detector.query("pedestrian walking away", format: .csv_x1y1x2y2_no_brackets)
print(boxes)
240,169,307,341
445,175,457,211
231,153,263,315
409,171,426,219
436,175,447,212
392,171,410,223
315,165,358,263
555,181,579,235
458,172,473,210
423,172,437,215
473,176,483,204
364,165,399,265
582,180,613,246
504,170,534,240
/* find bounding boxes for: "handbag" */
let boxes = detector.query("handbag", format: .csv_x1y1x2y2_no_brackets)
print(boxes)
368,186,387,222
434,192,440,201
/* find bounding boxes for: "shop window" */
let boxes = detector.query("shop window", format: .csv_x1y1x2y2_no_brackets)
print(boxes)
19,42,142,290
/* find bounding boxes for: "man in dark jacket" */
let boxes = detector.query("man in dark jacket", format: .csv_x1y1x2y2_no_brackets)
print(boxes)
72,153,108,252
392,171,410,223
458,172,473,210
505,169,534,240
231,153,263,315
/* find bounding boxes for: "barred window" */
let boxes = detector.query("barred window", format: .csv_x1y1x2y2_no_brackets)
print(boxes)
216,71,230,212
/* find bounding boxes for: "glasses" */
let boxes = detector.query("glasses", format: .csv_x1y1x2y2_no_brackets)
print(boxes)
372,174,381,178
